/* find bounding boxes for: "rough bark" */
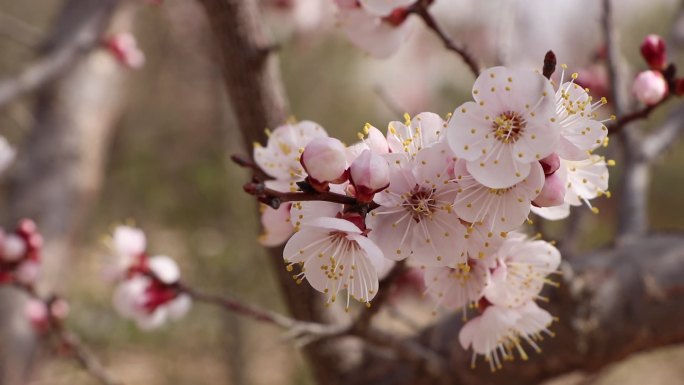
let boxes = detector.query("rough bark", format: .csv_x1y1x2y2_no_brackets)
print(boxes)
0,1,130,383
195,1,357,384
344,234,684,385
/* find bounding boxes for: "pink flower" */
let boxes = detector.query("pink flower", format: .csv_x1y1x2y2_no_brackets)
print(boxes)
633,70,668,106
459,301,554,371
533,171,566,207
447,67,559,188
640,34,667,70
349,149,390,202
283,216,386,308
258,203,294,247
483,234,560,308
452,159,544,232
112,255,191,330
367,145,469,267
300,137,348,185
106,225,147,280
386,112,446,157
424,261,489,313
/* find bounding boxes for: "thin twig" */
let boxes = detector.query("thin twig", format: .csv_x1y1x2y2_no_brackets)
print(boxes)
0,0,120,109
409,1,480,78
11,285,123,385
607,95,671,135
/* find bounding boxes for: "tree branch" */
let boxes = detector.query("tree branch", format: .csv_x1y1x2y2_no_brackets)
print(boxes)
409,1,480,78
0,0,120,109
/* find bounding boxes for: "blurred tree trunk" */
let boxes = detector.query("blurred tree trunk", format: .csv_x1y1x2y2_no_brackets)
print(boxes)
0,1,133,383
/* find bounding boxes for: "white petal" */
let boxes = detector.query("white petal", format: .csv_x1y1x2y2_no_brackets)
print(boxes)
466,144,531,188
259,203,294,247
447,101,496,162
148,255,181,284
338,9,413,59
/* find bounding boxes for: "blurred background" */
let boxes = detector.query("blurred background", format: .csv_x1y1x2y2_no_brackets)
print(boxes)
0,0,683,384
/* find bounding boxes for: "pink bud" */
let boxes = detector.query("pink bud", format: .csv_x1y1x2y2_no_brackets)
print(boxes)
50,299,70,320
301,137,348,184
2,234,26,262
15,260,40,285
25,299,49,332
539,153,560,176
349,150,390,202
533,172,566,207
632,70,668,105
105,33,145,69
640,34,667,70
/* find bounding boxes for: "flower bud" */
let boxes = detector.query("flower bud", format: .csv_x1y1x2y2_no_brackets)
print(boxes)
2,234,26,262
632,70,668,105
25,299,49,332
301,137,348,184
349,150,390,202
15,260,40,285
533,172,566,207
640,34,667,70
539,153,560,176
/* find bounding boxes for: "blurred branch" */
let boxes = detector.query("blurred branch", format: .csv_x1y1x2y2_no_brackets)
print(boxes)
607,95,671,135
409,1,480,78
0,12,41,48
642,105,684,160
0,0,120,110
601,0,650,239
373,85,406,117
12,285,123,385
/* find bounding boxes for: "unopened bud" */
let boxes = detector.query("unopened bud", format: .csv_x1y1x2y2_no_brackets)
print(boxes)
640,34,667,70
632,70,668,105
301,137,348,184
533,172,566,207
2,234,26,262
365,126,389,154
15,260,40,285
349,150,390,202
539,153,560,176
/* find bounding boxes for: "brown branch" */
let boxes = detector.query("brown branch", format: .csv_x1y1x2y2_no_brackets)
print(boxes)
409,1,480,78
0,0,120,109
607,95,671,135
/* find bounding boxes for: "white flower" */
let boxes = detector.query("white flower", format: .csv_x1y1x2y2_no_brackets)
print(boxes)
258,203,294,247
113,276,192,330
148,255,181,284
483,234,560,308
253,120,328,192
283,216,386,307
531,155,610,220
336,3,415,59
447,66,558,188
553,70,609,161
367,146,468,267
424,261,489,313
459,301,554,371
386,112,447,157
107,225,146,279
452,159,544,232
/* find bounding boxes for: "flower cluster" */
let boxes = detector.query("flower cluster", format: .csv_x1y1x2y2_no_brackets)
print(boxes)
107,226,191,329
334,0,417,58
632,34,684,105
250,64,612,368
0,219,42,286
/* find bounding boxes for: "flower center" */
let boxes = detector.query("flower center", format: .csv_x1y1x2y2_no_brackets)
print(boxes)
492,111,526,143
403,186,437,222
488,187,513,196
